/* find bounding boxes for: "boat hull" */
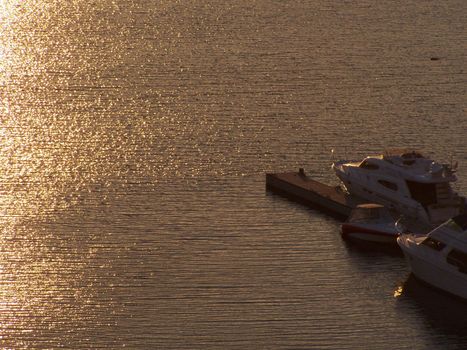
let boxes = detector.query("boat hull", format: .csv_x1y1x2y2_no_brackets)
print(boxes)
341,223,398,244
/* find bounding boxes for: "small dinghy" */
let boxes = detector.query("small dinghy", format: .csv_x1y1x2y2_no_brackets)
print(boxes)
341,204,399,244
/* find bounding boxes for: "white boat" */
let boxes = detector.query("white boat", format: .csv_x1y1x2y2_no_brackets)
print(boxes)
341,204,399,244
397,214,467,300
332,149,465,225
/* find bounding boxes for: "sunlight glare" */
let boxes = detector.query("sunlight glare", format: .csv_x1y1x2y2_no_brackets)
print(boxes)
393,285,404,298
0,0,17,24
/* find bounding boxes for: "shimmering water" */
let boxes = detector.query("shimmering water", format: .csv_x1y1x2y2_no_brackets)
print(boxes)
1,0,466,348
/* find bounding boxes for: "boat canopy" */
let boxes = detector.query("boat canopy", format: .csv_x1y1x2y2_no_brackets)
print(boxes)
348,204,393,222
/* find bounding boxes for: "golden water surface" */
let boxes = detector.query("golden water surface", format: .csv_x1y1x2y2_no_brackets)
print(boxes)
1,0,466,348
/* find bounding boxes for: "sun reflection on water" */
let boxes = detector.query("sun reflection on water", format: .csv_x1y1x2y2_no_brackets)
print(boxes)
394,285,404,298
0,1,131,346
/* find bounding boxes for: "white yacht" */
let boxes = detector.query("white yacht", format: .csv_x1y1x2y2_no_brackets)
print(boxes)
332,150,465,225
398,214,467,300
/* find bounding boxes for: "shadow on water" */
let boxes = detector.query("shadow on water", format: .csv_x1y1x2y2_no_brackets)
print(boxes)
265,189,348,221
342,237,404,257
399,274,467,342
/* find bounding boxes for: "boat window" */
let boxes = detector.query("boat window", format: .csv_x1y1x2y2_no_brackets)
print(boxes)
378,180,398,191
450,214,467,231
406,181,437,207
421,237,446,251
447,249,467,273
359,160,379,170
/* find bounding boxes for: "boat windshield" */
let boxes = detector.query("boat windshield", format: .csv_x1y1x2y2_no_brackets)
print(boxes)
359,160,379,170
349,208,391,222
421,237,446,251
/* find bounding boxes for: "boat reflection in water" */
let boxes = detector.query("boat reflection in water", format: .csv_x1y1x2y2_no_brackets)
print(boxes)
396,275,467,340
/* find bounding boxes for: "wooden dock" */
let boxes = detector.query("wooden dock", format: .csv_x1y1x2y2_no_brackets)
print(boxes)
265,169,364,219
